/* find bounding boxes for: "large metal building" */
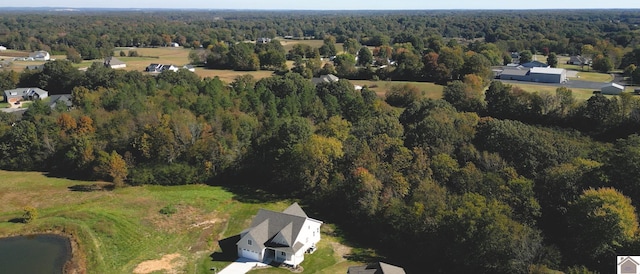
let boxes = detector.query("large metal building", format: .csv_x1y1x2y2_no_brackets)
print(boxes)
528,67,567,83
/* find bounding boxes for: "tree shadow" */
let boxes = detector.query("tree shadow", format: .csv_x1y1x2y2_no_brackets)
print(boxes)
210,234,240,262
8,217,24,224
212,182,283,204
67,183,114,192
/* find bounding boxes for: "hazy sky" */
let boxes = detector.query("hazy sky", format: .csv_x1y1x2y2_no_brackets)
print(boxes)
3,0,640,10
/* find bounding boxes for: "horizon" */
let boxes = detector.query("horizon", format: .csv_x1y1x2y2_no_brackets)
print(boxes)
2,0,640,10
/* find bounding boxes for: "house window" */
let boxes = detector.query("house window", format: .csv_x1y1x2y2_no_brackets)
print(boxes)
248,240,252,245
281,251,286,256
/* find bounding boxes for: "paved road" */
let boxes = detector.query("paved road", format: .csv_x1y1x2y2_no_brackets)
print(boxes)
217,258,268,274
500,72,627,91
500,79,611,91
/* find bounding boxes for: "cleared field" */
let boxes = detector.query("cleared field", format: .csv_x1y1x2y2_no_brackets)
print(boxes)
0,170,366,273
573,71,613,82
507,83,596,101
350,80,445,99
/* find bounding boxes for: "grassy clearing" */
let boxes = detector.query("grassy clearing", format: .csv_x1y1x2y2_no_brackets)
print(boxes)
350,80,445,99
0,170,366,273
0,102,8,108
507,83,596,101
573,71,613,82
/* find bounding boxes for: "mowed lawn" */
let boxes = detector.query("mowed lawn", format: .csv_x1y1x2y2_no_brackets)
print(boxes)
0,170,363,274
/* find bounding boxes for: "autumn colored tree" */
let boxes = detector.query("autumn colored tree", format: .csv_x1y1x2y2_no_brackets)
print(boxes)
95,150,128,187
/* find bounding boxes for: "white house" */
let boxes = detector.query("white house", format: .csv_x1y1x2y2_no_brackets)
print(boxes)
170,42,180,47
0,46,6,51
601,83,625,95
236,203,322,267
29,50,50,61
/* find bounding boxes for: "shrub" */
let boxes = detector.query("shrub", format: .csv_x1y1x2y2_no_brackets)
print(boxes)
22,206,38,223
159,204,177,216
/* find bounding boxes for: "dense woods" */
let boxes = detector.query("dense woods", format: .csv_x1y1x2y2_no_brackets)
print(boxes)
4,9,640,273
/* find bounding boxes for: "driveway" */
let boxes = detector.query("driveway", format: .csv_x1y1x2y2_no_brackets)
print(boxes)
217,258,268,274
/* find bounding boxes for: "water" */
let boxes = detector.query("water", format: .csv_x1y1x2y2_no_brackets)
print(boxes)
0,234,71,274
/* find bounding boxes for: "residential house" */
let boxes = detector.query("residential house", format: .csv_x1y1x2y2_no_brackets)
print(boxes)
0,45,6,51
236,203,323,267
3,88,49,104
104,56,126,69
568,55,592,66
311,74,339,85
520,61,549,68
601,83,625,95
170,42,180,47
619,256,639,274
257,38,272,44
47,94,73,110
347,262,406,274
182,65,196,72
29,51,50,61
145,64,178,73
25,64,45,70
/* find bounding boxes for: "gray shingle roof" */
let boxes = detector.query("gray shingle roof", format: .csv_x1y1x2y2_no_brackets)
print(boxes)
347,262,406,274
238,203,314,252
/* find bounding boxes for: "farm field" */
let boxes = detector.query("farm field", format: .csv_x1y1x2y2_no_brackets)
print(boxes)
0,170,367,274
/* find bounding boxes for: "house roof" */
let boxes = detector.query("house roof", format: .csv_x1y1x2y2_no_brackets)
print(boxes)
238,203,321,253
347,262,406,274
105,56,126,66
48,94,73,108
501,67,530,77
521,61,548,68
602,83,624,90
569,55,591,63
529,67,565,75
311,74,339,84
4,88,48,100
25,64,45,70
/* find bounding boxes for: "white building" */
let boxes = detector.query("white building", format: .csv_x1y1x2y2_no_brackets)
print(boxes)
236,203,322,267
29,51,50,61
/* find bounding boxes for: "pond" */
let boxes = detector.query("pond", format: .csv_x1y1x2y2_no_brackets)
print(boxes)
0,234,72,274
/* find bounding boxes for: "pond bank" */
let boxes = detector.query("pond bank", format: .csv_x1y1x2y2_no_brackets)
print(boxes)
0,230,86,274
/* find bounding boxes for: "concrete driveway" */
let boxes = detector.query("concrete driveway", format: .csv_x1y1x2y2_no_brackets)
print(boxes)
217,258,268,274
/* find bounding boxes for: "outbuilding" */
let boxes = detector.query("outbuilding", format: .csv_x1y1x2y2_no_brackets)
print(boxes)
528,67,566,83
601,83,625,95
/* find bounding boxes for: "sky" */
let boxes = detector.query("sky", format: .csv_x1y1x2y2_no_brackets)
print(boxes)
3,0,640,10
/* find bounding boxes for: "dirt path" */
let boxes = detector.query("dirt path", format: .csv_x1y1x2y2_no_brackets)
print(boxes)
133,253,184,274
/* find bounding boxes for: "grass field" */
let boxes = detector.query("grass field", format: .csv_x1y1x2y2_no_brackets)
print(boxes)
507,83,597,101
0,170,367,273
350,80,445,99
